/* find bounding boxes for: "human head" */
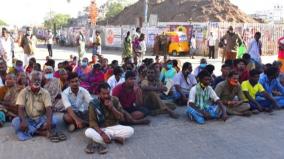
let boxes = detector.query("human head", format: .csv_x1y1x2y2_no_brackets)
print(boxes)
2,27,8,37
95,31,100,36
221,64,231,78
81,57,89,68
266,66,279,81
0,59,7,74
199,58,207,68
125,71,136,88
126,31,130,37
166,60,173,70
227,71,239,87
45,59,55,69
146,65,156,81
59,69,68,81
254,32,261,41
198,70,211,87
136,27,141,33
33,63,41,71
68,72,79,90
98,83,111,101
228,26,234,33
15,60,24,72
29,71,42,89
138,65,147,78
224,59,234,68
139,33,145,41
43,66,54,80
111,60,119,68
272,61,282,72
263,63,272,74
155,56,160,63
5,73,16,87
29,57,36,67
26,27,32,35
204,64,215,75
242,53,251,64
182,62,192,77
249,69,261,84
17,72,28,86
113,66,123,77
172,59,178,67
236,59,246,71
93,63,101,73
102,58,108,67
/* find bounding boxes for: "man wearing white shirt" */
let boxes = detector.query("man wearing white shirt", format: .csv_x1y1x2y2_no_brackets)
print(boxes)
107,66,124,93
0,28,14,67
208,32,215,59
247,32,262,69
173,62,197,105
61,72,93,132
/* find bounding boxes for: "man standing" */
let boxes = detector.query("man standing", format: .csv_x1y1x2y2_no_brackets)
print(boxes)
46,30,53,57
247,32,262,70
12,71,65,142
77,31,86,61
61,72,92,132
85,83,134,154
173,62,197,105
208,32,215,59
0,28,14,67
190,35,197,59
220,26,242,60
93,31,102,57
160,32,169,60
215,71,251,116
20,27,37,66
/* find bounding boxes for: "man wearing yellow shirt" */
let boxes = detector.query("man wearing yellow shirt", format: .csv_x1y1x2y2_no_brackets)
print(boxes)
241,69,280,113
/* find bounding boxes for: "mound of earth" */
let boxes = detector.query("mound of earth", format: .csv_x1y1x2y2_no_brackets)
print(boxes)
101,0,258,25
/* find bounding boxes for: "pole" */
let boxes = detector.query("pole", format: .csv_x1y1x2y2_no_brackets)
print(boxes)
144,0,148,26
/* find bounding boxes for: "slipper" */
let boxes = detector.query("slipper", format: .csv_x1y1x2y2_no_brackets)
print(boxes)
57,132,67,141
48,133,60,143
85,142,96,154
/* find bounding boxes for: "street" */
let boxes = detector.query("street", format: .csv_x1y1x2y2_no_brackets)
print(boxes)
0,45,282,159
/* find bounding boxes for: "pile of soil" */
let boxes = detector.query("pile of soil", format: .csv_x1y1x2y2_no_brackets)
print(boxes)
101,0,258,25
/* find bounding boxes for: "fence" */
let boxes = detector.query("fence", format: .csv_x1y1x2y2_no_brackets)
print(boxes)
56,22,284,56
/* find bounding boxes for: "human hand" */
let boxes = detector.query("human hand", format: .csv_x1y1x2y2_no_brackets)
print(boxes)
100,132,111,144
75,118,84,129
20,120,28,132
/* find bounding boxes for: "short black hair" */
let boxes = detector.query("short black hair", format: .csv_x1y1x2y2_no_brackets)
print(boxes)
182,62,192,71
68,72,78,81
221,64,231,69
266,66,278,77
235,59,246,65
242,53,251,59
249,69,261,77
98,83,110,92
198,70,211,80
113,66,123,75
255,32,261,37
224,59,234,67
93,63,101,70
172,59,178,67
204,64,215,74
228,71,239,78
125,71,136,80
45,59,55,69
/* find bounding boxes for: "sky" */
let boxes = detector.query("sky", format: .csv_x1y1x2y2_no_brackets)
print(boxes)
0,0,284,26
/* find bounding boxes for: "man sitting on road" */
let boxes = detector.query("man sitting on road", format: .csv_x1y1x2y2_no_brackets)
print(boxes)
172,62,197,105
186,70,228,124
12,71,65,142
85,83,134,154
215,71,251,116
62,72,92,132
242,69,280,113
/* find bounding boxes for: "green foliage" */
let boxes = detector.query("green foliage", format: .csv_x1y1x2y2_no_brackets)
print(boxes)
44,13,71,29
0,19,7,26
105,2,124,19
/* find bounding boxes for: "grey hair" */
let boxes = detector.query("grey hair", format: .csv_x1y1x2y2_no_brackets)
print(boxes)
29,71,43,81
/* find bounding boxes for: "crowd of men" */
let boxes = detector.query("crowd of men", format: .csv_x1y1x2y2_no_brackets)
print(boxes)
0,26,284,155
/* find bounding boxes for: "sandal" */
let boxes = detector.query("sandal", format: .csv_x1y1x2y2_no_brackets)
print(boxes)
57,131,67,141
85,142,96,154
48,133,60,143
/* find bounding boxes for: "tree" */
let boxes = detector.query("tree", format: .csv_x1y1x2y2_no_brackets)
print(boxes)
44,13,71,29
0,19,7,26
105,2,124,19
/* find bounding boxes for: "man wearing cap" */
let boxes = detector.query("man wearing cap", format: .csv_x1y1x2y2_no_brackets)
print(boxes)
20,27,37,66
220,26,242,60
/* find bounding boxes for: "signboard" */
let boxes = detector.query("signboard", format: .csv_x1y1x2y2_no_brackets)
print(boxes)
105,27,122,47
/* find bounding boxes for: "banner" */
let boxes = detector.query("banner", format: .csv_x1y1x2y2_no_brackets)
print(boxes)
105,27,122,47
